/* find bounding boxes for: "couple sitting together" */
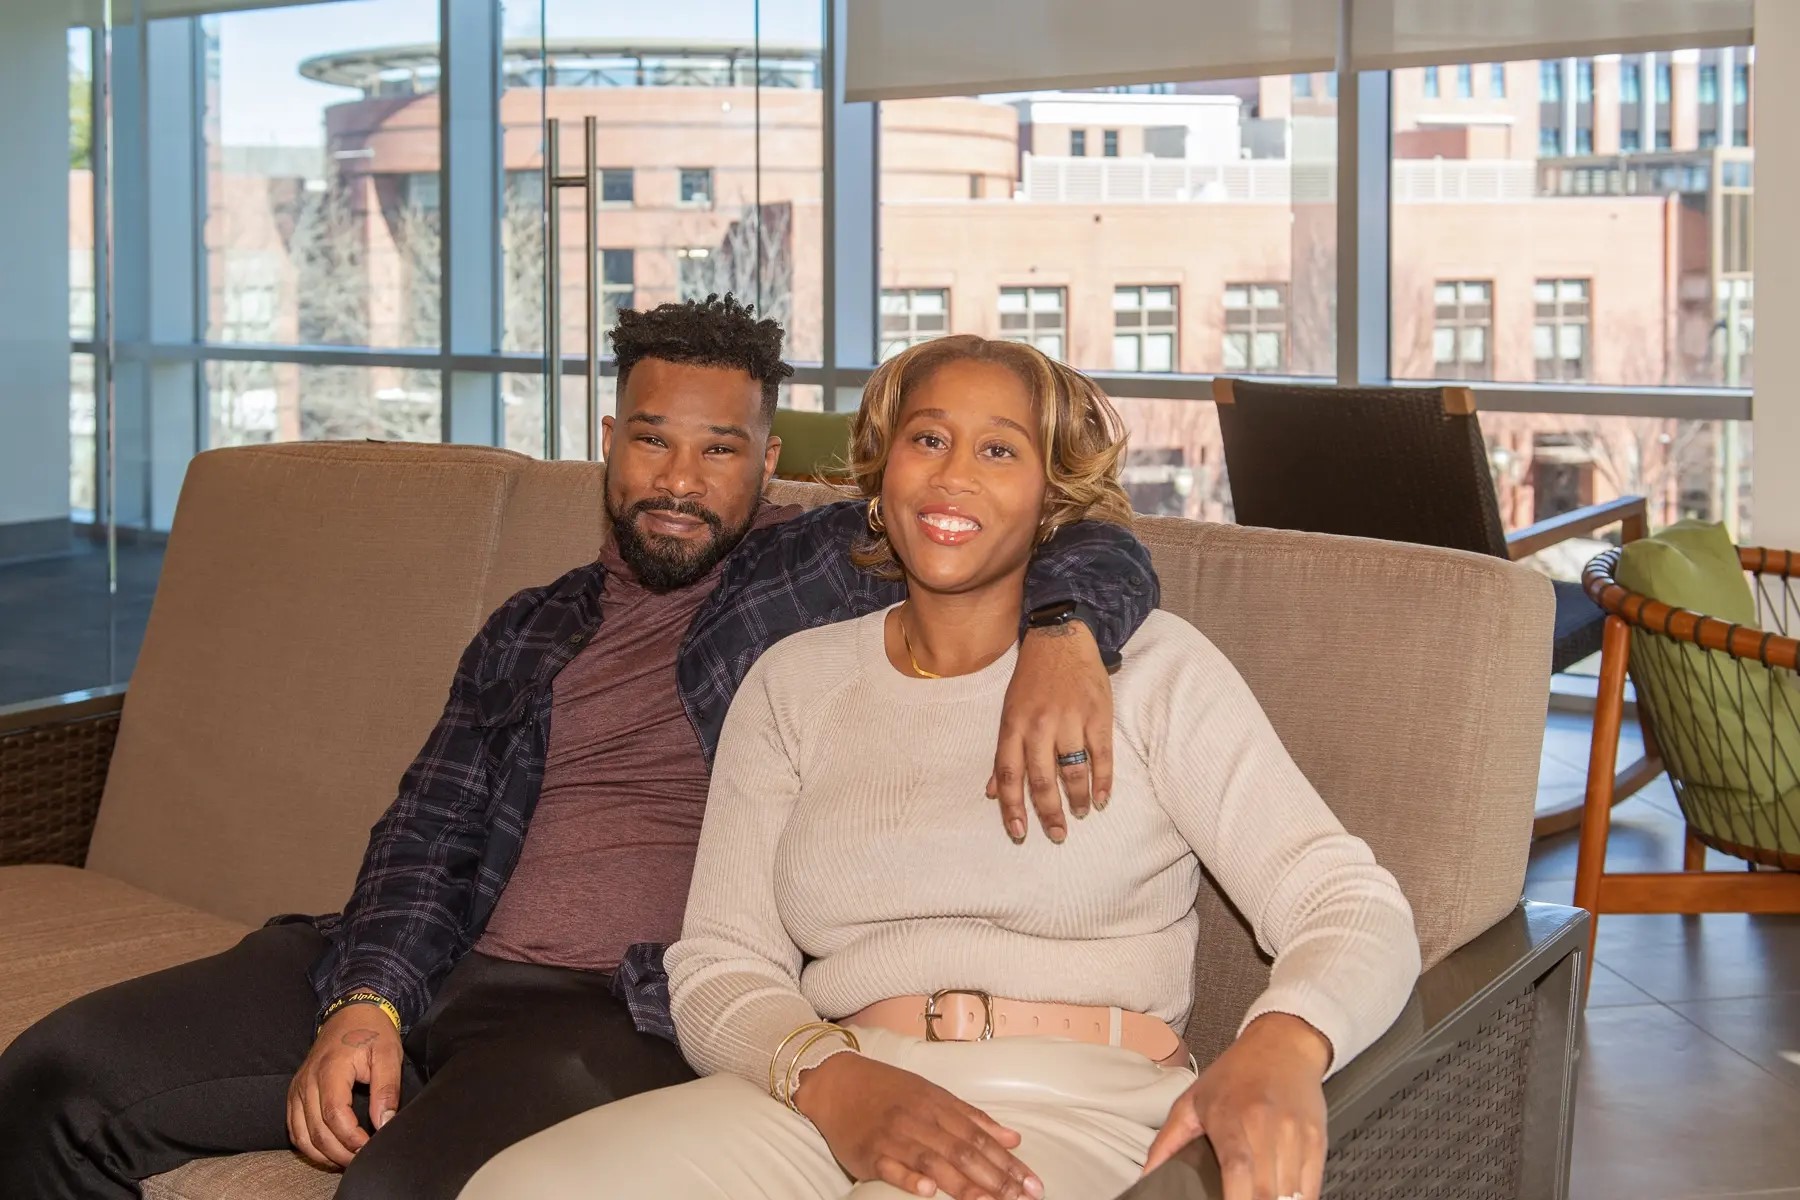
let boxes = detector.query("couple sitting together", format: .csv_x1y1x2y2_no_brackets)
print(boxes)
0,296,1419,1200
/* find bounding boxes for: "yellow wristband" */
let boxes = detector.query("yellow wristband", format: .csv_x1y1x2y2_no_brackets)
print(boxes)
782,1025,861,1112
320,990,402,1034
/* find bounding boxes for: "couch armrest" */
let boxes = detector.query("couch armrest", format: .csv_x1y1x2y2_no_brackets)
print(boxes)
0,686,126,868
1506,495,1648,561
1117,902,1589,1200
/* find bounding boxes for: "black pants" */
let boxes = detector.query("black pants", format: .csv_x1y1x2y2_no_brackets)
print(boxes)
0,923,695,1200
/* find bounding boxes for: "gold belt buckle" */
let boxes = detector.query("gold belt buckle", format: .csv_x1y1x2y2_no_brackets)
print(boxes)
923,988,995,1042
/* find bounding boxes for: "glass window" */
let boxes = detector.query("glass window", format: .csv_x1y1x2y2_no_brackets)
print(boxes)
1102,129,1120,157
1293,74,1312,99
1657,62,1673,103
879,76,1335,379
1423,66,1440,98
1699,130,1719,149
1734,63,1750,105
1699,64,1719,105
1534,278,1591,382
1431,279,1493,380
1577,61,1595,103
206,360,440,447
1112,286,1178,373
1394,49,1753,388
1621,62,1642,104
600,168,634,204
1070,128,1087,156
70,352,96,519
880,287,950,359
1325,73,1338,99
998,286,1066,360
1222,282,1288,373
1490,63,1506,98
1457,64,1473,99
679,168,714,206
202,1,442,349
1541,60,1563,102
69,28,94,342
1734,126,1750,148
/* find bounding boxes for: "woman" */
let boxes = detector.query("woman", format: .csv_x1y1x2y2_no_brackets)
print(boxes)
461,336,1420,1200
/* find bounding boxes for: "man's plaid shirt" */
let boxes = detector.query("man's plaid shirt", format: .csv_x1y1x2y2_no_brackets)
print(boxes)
297,500,1158,1034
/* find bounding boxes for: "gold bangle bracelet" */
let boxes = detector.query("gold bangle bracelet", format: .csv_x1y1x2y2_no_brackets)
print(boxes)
768,1022,838,1101
781,1025,861,1113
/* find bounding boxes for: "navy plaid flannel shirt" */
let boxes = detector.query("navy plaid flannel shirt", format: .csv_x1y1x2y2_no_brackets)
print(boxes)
295,499,1158,1038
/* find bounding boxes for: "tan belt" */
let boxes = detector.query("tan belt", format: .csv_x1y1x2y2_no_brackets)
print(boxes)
846,989,1188,1067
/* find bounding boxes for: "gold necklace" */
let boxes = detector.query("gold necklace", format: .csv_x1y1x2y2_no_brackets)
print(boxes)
898,611,941,679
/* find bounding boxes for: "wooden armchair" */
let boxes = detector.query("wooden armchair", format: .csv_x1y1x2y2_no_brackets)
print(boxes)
1212,377,1656,836
1575,544,1800,974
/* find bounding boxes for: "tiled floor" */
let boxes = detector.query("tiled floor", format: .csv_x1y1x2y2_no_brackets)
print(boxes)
0,538,162,707
1532,712,1800,1200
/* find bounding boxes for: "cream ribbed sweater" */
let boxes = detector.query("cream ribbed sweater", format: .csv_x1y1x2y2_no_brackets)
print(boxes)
665,608,1420,1085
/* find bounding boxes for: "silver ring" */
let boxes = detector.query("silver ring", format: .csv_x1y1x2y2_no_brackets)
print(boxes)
1055,749,1090,768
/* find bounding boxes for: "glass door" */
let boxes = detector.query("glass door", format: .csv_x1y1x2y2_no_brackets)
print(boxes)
501,0,825,458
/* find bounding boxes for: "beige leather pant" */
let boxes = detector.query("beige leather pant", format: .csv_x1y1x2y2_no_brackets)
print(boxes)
458,1026,1197,1200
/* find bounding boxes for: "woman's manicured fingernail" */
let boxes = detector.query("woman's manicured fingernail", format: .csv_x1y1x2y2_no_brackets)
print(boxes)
1008,819,1026,842
1095,790,1110,810
1048,825,1066,844
1072,804,1089,819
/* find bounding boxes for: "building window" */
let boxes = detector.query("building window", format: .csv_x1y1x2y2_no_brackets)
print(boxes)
1102,130,1120,157
1423,66,1440,98
600,168,634,204
1534,278,1591,382
1541,60,1562,102
1699,64,1719,105
880,288,949,360
1655,128,1672,150
1733,126,1750,148
1456,63,1473,98
1621,62,1641,104
1656,62,1672,104
1734,64,1750,105
1575,127,1594,155
679,168,713,206
600,248,635,318
1432,280,1493,380
1540,127,1561,157
1293,73,1312,99
1620,128,1642,152
1699,130,1719,149
1222,283,1288,373
1112,286,1178,372
998,286,1067,360
1325,73,1338,99
1576,60,1594,103
1490,63,1506,97
1070,129,1087,157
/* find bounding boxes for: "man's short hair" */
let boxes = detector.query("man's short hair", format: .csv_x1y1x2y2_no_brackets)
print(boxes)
609,293,794,421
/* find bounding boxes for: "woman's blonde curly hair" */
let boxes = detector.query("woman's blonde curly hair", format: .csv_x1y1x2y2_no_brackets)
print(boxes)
847,334,1133,579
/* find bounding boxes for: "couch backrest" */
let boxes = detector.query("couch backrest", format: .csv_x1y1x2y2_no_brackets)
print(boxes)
86,443,610,923
89,448,1551,1057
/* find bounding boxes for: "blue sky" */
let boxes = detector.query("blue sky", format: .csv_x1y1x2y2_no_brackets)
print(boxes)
213,0,821,147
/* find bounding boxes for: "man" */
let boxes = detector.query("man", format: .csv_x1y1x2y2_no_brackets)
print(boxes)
0,296,1158,1200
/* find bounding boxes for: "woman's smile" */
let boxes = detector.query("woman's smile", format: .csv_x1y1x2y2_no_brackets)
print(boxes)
915,504,984,547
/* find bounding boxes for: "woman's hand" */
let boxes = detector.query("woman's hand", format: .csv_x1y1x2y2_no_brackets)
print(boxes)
1143,1013,1333,1200
793,1052,1044,1200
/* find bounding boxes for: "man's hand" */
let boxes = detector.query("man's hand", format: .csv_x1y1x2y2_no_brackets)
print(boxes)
286,1003,405,1169
1143,1013,1333,1199
988,621,1114,844
795,1053,1043,1200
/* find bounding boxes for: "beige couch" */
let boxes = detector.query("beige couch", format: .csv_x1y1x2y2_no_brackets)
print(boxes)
0,442,1588,1200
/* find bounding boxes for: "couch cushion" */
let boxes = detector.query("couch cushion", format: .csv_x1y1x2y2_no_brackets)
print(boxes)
144,1151,339,1200
0,865,249,1051
86,444,524,924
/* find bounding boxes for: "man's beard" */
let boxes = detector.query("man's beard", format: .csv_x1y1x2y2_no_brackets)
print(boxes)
606,493,759,591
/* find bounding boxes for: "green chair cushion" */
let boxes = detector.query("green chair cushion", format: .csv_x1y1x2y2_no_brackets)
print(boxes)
1616,520,1800,856
772,409,852,480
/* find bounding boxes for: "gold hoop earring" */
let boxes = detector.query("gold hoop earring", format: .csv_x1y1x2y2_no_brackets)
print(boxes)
866,496,885,535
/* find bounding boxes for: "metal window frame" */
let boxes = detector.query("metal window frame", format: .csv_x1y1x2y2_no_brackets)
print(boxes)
79,0,1757,494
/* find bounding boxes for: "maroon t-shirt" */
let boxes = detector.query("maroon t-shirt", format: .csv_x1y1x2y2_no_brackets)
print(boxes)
474,503,797,972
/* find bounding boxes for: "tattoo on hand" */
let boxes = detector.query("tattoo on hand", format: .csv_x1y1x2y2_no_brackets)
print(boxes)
340,1029,381,1048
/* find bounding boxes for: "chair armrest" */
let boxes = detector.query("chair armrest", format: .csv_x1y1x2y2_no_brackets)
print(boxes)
1507,495,1648,561
0,686,126,868
1116,902,1590,1200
